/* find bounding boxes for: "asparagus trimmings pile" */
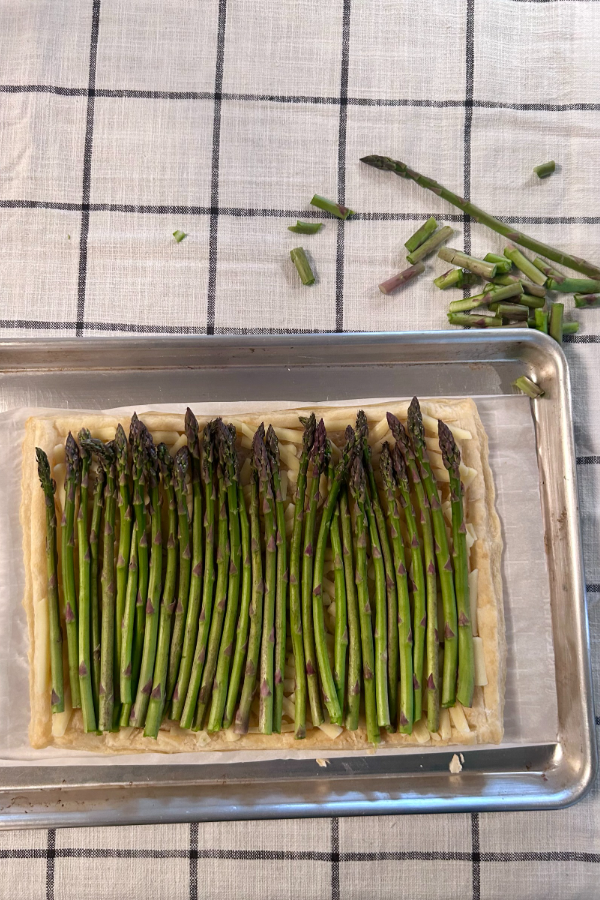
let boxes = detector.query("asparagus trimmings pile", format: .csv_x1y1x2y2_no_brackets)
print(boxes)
35,401,485,746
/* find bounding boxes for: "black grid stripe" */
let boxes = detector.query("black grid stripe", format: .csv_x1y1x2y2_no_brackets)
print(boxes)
471,813,480,900
189,822,198,900
76,0,101,337
331,817,340,900
5,83,600,112
587,584,600,592
0,847,598,863
577,457,600,465
334,0,351,333
45,829,56,900
205,0,228,336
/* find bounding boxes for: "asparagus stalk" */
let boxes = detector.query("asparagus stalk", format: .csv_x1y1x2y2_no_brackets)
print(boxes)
563,322,579,335
361,155,600,279
550,302,564,343
438,422,475,707
234,462,265,734
129,434,162,729
193,427,230,731
286,414,315,739
302,420,326,727
264,426,288,733
349,456,380,745
534,160,555,179
223,477,251,729
290,247,316,285
408,398,458,710
120,521,138,716
89,457,105,717
533,258,564,281
81,437,117,731
288,220,323,234
404,216,437,253
76,435,95,732
129,414,150,696
503,246,547,286
483,253,512,275
378,261,425,295
493,302,530,320
167,415,197,714
448,292,493,314
35,448,64,714
340,488,361,731
113,424,132,725
144,445,178,738
356,411,398,729
438,247,497,279
513,376,545,399
330,500,348,721
208,424,242,732
254,425,277,734
179,422,217,730
406,225,453,265
489,273,546,298
310,194,354,220
548,277,600,294
434,268,464,290
388,435,426,724
380,443,414,733
535,309,549,333
388,414,439,732
448,313,503,328
312,428,356,726
574,293,600,308
61,433,81,709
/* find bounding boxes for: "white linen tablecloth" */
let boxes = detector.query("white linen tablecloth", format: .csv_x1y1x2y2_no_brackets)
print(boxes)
0,1,599,897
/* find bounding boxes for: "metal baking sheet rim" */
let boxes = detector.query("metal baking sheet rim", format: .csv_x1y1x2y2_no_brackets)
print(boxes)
0,330,595,827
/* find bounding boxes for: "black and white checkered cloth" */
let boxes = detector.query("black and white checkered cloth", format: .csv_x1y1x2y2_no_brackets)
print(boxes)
0,1,599,897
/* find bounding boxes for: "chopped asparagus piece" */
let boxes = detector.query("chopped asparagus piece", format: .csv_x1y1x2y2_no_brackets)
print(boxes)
434,268,463,290
549,302,564,343
290,247,316,286
503,246,547,286
173,230,187,242
379,261,425,295
406,225,453,264
288,220,323,234
438,247,497,279
404,216,438,252
574,293,600,308
448,313,502,328
483,253,512,274
533,161,555,179
310,195,353,220
534,309,549,333
548,277,600,294
513,376,545,398
562,321,579,335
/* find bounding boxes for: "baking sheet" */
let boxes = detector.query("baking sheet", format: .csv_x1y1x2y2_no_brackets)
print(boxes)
0,395,558,766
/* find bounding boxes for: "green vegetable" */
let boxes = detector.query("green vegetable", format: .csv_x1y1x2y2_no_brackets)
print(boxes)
173,230,187,242
534,161,555,179
310,194,354,220
404,216,438,253
290,247,316,286
288,221,323,234
406,226,453,265
378,262,425,295
513,376,545,398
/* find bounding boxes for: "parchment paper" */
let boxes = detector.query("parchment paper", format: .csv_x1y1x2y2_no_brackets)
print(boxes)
0,395,558,766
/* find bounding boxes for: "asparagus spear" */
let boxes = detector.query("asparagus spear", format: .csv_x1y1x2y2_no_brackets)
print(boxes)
563,322,579,335
255,425,277,734
312,428,356,727
404,216,437,253
192,426,230,731
503,246,547,286
76,435,96,732
61,433,81,709
179,422,217,730
223,477,252,730
129,414,150,696
208,423,242,732
144,445,178,738
356,411,398,729
349,455,380,745
290,247,316,286
120,521,138,717
378,262,425,295
113,424,132,725
550,302,564,343
361,155,600,279
81,436,117,731
406,226,453,265
234,462,265,734
388,414,439,732
388,436,427,724
310,194,354,220
380,443,414,733
129,433,162,729
35,448,64,714
340,488,361,731
167,417,196,714
408,398,458,710
286,414,315,739
89,456,105,718
438,421,475,708
302,420,326,727
265,426,288,733
330,500,348,721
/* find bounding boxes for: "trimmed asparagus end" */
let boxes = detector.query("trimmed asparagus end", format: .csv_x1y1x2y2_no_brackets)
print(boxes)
513,376,545,399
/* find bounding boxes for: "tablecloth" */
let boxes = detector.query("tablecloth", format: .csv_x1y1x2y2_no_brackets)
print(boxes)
0,1,599,898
